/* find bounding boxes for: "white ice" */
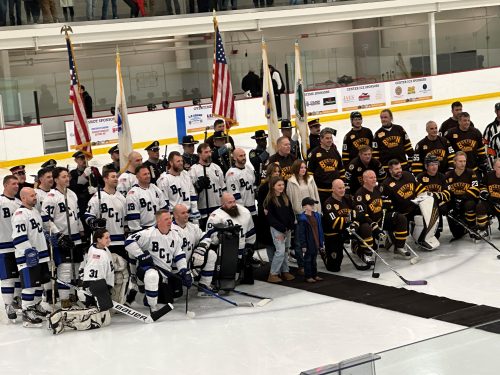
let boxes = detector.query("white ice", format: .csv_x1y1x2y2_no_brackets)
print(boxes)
1,99,499,375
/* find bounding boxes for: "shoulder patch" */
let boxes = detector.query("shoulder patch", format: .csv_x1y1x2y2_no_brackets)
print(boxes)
349,164,355,171
356,195,362,202
389,182,396,187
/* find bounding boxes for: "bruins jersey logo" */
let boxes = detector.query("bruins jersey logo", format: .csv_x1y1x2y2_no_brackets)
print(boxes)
281,166,293,178
319,159,339,172
425,183,442,192
456,139,477,152
397,183,415,199
368,198,383,214
382,136,401,148
338,208,351,217
428,148,445,159
353,138,370,149
449,182,469,195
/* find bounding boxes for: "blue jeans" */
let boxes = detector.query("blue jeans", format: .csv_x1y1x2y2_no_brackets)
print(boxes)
303,247,318,279
101,0,117,18
269,228,291,275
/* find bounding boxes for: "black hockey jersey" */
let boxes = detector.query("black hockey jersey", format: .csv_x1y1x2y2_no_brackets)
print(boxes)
345,157,386,195
373,124,414,170
413,136,455,174
352,186,384,225
416,171,451,207
445,127,487,171
445,168,480,200
307,145,345,191
381,171,426,215
322,195,353,236
267,153,296,180
342,127,374,165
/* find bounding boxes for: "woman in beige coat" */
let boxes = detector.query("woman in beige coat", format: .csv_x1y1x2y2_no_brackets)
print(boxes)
286,160,321,273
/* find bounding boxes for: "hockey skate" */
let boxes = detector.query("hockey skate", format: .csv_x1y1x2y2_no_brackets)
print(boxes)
5,304,17,322
197,284,215,297
22,306,43,328
11,296,22,310
362,252,375,265
33,302,51,319
394,247,411,259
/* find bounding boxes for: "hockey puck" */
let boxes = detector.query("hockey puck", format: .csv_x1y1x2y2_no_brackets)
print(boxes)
186,311,196,319
372,273,380,278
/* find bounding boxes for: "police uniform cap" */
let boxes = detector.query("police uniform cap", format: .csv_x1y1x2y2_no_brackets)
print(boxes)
308,119,320,127
145,140,160,151
72,151,85,159
251,130,268,139
108,145,119,154
41,159,57,169
495,102,500,111
213,131,227,139
181,135,199,145
9,165,26,174
280,119,292,129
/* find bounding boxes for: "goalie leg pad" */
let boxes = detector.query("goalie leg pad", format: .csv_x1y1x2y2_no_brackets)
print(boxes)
87,279,113,311
417,196,440,249
49,308,111,335
111,254,129,305
57,263,73,301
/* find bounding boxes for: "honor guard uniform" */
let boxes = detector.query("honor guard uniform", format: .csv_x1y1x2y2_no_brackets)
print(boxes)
211,131,233,175
308,119,322,153
143,141,167,184
103,145,120,173
10,166,34,199
280,120,300,159
342,112,374,165
249,130,269,186
180,135,199,171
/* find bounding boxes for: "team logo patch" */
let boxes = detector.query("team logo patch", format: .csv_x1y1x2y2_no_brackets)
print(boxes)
326,204,331,210
357,167,362,172
334,204,339,210
92,254,101,259
365,194,370,201
15,211,23,215
379,132,385,138
356,196,362,202
422,176,429,183
389,182,396,187
128,190,135,195
453,134,458,138
350,135,355,139
423,145,428,150
316,153,322,157
349,164,355,171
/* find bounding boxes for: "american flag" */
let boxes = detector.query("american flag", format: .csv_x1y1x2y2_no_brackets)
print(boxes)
66,36,92,159
212,18,236,123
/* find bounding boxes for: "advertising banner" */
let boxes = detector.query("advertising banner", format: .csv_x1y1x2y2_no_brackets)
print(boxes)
390,77,432,105
65,116,118,151
341,83,386,111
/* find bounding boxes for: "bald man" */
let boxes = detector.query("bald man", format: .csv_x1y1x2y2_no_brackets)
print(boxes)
413,120,455,174
12,187,51,327
204,192,256,286
321,179,354,272
117,151,143,197
226,148,257,220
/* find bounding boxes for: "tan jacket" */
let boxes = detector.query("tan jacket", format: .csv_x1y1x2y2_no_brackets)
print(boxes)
286,175,322,215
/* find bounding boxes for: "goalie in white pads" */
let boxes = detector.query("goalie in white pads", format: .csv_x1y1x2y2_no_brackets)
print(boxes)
125,210,192,314
157,151,200,221
49,228,113,335
172,204,216,293
12,188,51,328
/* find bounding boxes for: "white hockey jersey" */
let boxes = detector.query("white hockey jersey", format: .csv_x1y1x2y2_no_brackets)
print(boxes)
204,204,256,257
225,165,257,215
189,163,226,218
125,184,168,232
117,171,138,197
171,222,205,261
125,226,188,275
157,171,199,215
12,206,49,271
80,245,115,287
0,195,21,254
41,188,83,244
85,190,126,246
35,188,50,214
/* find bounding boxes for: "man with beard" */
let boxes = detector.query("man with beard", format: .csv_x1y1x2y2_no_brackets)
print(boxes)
143,141,167,185
249,130,269,186
373,109,414,171
189,143,226,231
267,136,296,180
226,148,257,219
157,151,199,221
204,193,256,285
413,121,455,174
345,145,386,195
308,128,345,206
342,111,374,165
117,151,143,197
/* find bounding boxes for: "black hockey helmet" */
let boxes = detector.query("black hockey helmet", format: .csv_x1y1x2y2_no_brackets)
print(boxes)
424,154,440,165
350,111,362,121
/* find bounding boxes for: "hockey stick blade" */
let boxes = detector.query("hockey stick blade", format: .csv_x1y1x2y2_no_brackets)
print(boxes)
55,278,154,323
447,215,500,254
231,290,272,307
150,303,174,322
343,247,371,271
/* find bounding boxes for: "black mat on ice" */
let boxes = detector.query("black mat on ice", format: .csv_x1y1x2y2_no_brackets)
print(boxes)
255,267,500,330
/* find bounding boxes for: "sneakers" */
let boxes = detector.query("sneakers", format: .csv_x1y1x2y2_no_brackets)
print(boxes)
306,278,316,283
281,272,295,281
267,274,282,283
394,247,411,259
22,306,43,328
5,304,17,321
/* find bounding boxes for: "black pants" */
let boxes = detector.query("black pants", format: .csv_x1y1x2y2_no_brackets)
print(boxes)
323,234,344,272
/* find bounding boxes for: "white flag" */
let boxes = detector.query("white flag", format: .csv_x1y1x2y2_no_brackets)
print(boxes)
115,52,133,173
294,41,309,158
262,38,280,155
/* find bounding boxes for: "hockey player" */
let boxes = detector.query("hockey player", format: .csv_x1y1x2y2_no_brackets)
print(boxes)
249,130,269,186
446,151,488,239
172,204,216,293
416,154,451,238
382,159,439,251
483,103,500,167
353,170,411,259
143,140,167,184
189,143,226,230
157,151,200,220
307,127,345,207
480,158,500,230
117,151,143,197
35,167,54,214
41,167,85,308
103,144,120,173
342,111,374,165
413,121,455,174
180,135,199,171
125,210,192,312
226,148,257,218
211,131,233,175
445,112,489,177
322,179,353,271
373,109,414,171
439,101,475,135
204,192,256,285
10,165,34,199
345,145,386,195
49,228,114,335
12,187,51,327
308,118,322,153
280,119,300,159
0,176,22,322
125,165,168,233
266,136,297,180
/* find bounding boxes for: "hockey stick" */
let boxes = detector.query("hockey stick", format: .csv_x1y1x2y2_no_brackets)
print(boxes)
63,188,76,284
348,230,428,286
157,266,254,308
406,243,421,265
373,209,388,278
47,228,56,312
229,290,272,307
447,214,500,259
342,247,371,271
54,278,165,323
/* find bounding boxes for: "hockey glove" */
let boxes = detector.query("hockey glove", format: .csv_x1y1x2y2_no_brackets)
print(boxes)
244,244,254,258
88,217,107,231
178,269,193,288
348,221,359,233
88,186,97,195
57,233,75,251
137,251,154,270
195,176,211,191
479,190,490,201
370,222,384,238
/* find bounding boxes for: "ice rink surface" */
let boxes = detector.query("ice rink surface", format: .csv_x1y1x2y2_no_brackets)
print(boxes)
1,99,499,374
